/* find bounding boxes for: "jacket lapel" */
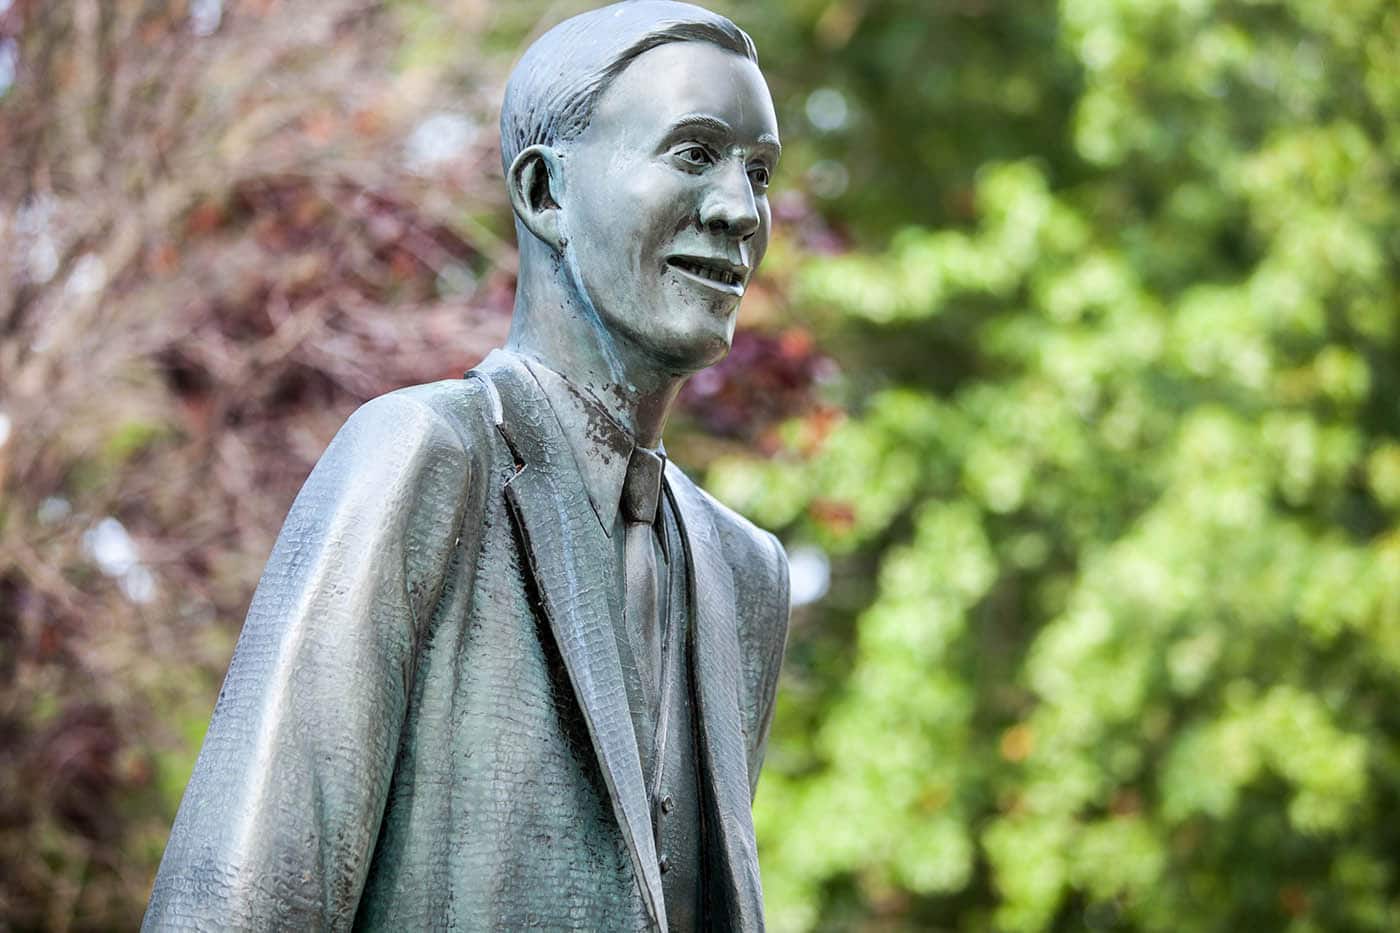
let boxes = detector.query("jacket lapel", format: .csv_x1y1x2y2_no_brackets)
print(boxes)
474,352,667,932
666,470,766,932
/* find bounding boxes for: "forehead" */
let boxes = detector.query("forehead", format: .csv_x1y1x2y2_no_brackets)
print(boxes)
585,40,778,148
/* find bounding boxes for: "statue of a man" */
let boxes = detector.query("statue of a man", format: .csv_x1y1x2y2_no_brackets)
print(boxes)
143,2,789,930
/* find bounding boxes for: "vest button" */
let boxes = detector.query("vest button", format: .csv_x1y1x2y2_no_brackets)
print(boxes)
661,794,675,814
659,854,671,874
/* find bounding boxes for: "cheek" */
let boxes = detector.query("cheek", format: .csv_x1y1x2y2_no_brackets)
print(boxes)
751,223,771,266
618,171,694,236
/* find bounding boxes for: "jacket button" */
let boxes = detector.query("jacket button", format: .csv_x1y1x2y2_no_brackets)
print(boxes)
659,854,671,874
661,795,675,814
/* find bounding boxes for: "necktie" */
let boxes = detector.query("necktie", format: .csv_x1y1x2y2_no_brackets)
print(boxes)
621,447,665,715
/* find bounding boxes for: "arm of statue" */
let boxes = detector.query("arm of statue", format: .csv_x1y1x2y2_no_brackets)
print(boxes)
747,530,790,799
728,523,791,801
143,391,472,932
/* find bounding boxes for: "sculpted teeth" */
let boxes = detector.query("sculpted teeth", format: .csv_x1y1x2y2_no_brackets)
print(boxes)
670,258,741,287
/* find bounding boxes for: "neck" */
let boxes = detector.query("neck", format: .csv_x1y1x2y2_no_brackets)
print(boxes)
506,244,687,450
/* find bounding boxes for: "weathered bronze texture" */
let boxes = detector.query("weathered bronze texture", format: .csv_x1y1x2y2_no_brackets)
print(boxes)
144,3,789,930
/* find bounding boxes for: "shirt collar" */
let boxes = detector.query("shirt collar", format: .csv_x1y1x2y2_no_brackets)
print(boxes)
515,350,663,536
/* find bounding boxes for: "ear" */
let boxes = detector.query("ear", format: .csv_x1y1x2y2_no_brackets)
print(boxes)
508,144,567,252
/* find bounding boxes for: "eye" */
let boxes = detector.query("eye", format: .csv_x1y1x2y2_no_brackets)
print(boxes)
675,144,714,168
747,164,772,189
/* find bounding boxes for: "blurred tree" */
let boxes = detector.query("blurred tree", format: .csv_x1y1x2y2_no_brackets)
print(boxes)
707,0,1400,930
0,0,516,925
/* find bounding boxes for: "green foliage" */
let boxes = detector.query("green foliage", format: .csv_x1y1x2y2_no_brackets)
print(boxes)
717,0,1400,929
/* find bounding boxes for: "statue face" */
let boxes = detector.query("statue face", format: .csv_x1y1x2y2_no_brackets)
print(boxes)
560,40,780,374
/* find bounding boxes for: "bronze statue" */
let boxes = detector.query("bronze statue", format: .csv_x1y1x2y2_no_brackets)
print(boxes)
144,2,789,929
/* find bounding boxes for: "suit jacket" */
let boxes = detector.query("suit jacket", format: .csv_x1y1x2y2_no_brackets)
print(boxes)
143,350,791,932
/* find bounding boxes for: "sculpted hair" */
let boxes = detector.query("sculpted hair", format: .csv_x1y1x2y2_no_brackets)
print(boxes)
500,0,757,174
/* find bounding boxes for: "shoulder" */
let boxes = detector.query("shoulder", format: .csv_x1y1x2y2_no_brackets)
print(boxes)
345,377,498,455
693,482,790,598
295,378,501,529
676,473,790,656
276,379,500,618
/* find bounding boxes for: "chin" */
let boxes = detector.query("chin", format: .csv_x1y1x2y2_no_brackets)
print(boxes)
685,337,734,372
590,280,740,373
648,317,736,373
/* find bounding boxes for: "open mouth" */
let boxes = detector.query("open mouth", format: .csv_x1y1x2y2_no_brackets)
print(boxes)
666,256,747,293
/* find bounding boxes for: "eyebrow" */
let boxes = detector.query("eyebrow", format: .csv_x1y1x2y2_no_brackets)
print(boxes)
664,113,782,158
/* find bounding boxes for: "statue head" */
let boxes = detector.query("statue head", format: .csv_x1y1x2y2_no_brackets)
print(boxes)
502,1,780,378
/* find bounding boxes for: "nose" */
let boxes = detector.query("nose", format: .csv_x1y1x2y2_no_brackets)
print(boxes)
699,162,760,240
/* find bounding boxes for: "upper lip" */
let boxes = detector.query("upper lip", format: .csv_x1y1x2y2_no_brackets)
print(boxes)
665,254,750,288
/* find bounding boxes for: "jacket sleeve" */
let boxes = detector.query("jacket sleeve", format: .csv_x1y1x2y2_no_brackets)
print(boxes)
733,527,791,801
752,530,791,799
143,391,472,932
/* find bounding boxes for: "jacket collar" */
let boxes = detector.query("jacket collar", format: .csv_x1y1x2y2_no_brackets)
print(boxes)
472,349,764,932
513,350,670,538
516,352,632,535
475,350,667,931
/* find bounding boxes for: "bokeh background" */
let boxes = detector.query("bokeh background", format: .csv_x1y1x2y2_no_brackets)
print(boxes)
2,0,1399,929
